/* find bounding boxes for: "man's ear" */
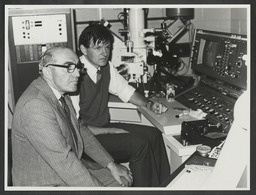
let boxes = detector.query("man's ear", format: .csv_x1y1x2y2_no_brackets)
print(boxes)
80,45,87,55
42,66,53,80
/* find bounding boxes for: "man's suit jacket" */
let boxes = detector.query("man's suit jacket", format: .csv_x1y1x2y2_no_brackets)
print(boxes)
11,76,113,186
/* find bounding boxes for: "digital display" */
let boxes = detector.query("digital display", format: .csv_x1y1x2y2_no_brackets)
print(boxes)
190,29,247,89
197,38,218,67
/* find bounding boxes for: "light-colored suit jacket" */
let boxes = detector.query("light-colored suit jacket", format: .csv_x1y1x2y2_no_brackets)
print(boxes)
12,76,113,186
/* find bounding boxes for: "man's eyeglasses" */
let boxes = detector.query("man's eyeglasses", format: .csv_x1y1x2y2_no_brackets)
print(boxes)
45,62,85,73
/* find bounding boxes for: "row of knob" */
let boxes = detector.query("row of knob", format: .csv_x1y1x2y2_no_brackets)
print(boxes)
187,93,232,123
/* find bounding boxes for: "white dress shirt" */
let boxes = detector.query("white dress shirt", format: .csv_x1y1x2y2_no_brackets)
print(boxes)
49,85,62,105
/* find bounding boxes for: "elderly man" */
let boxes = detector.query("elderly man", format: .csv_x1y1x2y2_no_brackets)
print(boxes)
11,46,132,187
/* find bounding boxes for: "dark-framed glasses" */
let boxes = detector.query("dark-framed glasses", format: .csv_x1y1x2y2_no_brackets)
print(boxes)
46,62,85,73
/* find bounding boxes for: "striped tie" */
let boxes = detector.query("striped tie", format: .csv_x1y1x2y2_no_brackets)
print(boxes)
59,95,78,150
96,69,102,83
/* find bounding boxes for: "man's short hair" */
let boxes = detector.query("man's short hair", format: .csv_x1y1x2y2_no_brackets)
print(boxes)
79,22,114,49
38,46,71,74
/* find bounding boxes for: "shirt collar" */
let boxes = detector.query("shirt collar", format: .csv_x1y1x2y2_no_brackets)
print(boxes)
49,85,62,101
80,55,100,75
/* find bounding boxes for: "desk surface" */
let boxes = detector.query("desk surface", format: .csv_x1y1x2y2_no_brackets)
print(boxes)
108,94,137,109
138,98,199,135
108,95,200,135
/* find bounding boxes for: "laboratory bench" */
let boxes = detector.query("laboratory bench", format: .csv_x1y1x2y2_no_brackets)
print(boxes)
108,95,202,174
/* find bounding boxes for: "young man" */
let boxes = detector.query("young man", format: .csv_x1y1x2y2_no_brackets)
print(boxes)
75,23,170,187
11,46,132,187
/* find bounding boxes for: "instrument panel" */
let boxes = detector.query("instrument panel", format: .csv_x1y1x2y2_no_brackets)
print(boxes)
175,29,247,133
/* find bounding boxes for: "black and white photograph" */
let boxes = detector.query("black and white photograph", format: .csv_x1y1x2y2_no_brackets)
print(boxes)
2,1,255,194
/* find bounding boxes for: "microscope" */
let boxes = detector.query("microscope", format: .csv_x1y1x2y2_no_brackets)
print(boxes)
110,8,195,96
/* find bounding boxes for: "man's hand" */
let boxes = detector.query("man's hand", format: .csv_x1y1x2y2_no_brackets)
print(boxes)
107,161,133,187
88,125,129,135
128,91,168,114
146,100,168,114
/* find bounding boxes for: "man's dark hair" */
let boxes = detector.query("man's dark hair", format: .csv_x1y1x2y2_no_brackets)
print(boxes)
79,22,114,49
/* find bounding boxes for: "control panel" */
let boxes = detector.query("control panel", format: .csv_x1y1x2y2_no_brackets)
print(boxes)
190,29,247,89
12,14,68,63
175,29,247,133
8,9,74,103
12,14,67,45
175,76,244,132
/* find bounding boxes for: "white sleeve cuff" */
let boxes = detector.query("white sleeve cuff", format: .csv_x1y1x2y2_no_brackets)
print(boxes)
117,85,136,103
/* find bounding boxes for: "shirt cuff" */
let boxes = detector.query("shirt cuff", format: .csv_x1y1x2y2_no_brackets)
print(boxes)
117,85,136,103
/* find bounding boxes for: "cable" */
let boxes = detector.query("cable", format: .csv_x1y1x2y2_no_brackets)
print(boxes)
8,103,13,116
176,58,189,76
117,12,125,25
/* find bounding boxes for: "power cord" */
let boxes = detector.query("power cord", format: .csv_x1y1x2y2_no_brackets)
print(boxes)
8,103,13,116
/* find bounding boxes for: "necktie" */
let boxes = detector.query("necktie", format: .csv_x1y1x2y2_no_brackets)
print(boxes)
59,95,78,150
96,69,102,83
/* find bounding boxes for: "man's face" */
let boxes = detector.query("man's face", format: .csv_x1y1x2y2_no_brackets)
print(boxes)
84,41,111,68
49,49,80,94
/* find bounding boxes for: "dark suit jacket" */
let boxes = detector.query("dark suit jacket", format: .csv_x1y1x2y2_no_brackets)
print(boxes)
11,76,113,186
